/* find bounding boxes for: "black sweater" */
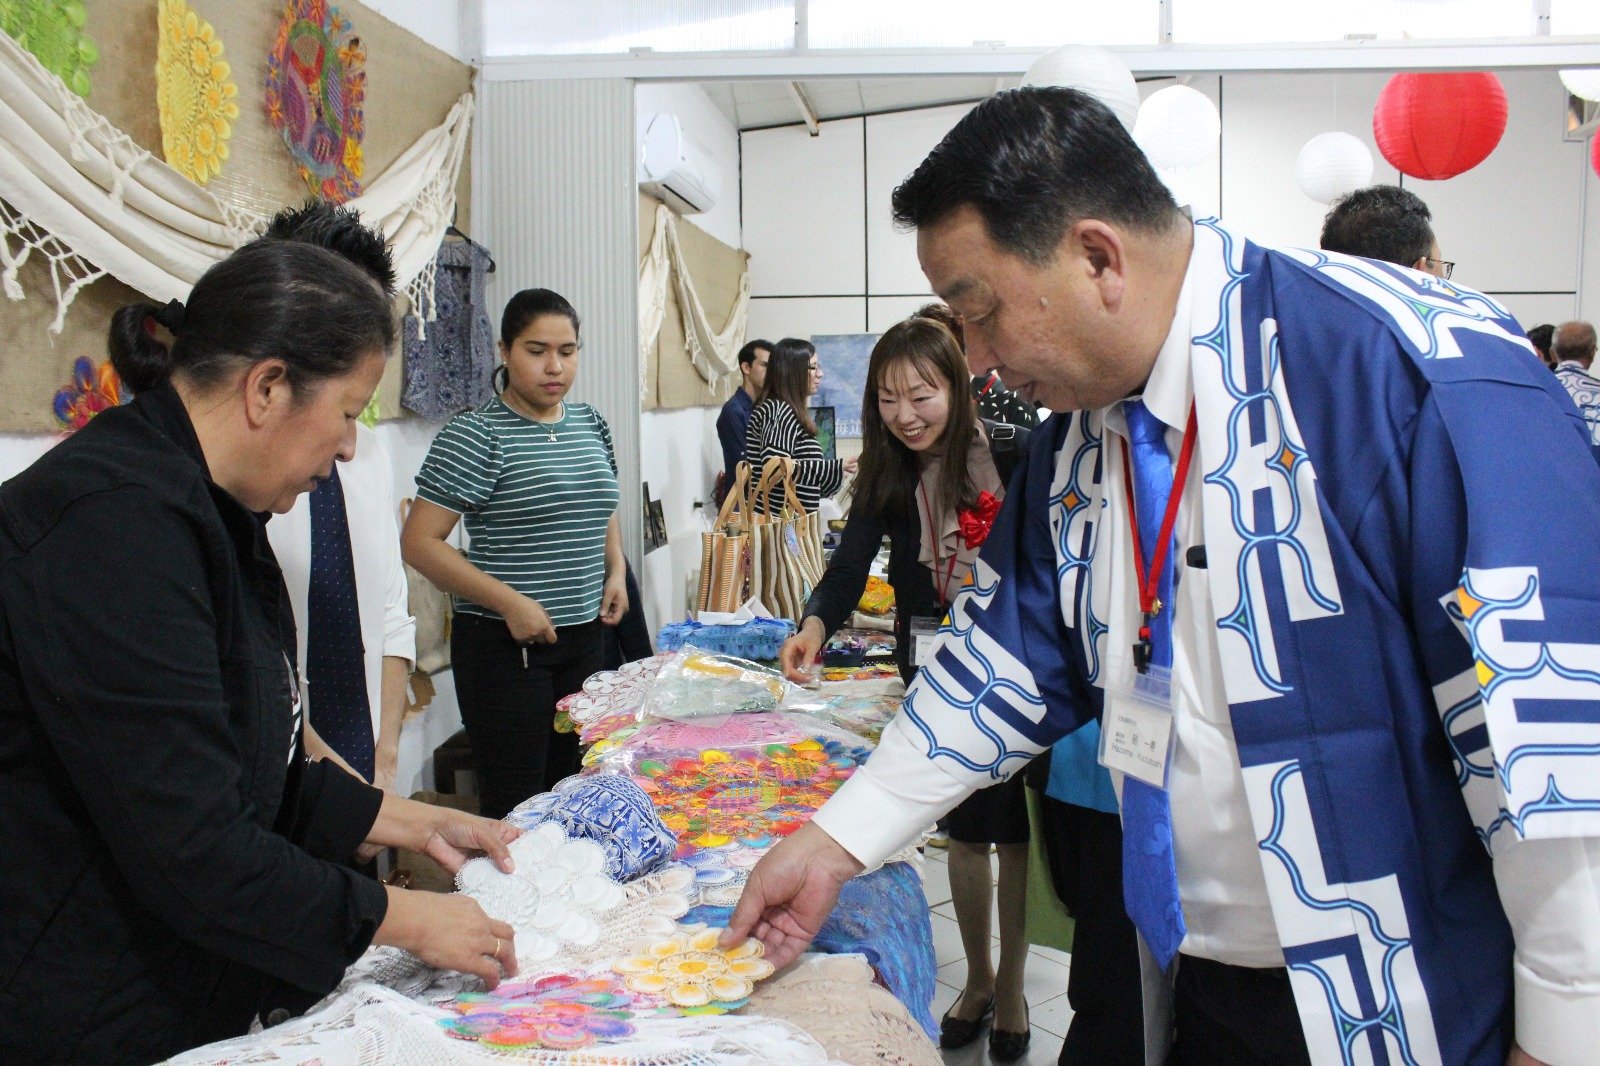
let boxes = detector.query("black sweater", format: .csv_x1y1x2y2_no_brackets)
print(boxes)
802,422,1029,680
0,383,386,1064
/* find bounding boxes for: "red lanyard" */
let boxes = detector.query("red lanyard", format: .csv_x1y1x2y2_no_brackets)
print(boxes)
1119,402,1198,623
918,476,959,610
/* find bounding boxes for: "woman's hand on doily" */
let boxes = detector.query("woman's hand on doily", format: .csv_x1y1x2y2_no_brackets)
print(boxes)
363,794,521,874
721,821,864,968
419,806,522,875
376,887,518,989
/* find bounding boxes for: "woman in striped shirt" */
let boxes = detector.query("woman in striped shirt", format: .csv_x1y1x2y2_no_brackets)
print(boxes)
744,338,857,513
402,289,625,819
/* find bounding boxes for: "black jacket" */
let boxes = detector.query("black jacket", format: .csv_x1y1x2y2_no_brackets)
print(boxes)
803,421,1030,680
0,383,387,1064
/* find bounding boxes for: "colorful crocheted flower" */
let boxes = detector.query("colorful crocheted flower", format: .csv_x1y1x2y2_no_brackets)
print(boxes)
0,0,98,97
264,0,366,203
53,356,128,432
440,974,637,1050
155,0,239,184
614,927,773,1008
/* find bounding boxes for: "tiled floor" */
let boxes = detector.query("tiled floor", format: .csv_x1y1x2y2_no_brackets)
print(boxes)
922,846,1073,1066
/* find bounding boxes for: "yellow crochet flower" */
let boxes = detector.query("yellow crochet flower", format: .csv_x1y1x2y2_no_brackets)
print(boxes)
155,0,238,185
613,928,774,1008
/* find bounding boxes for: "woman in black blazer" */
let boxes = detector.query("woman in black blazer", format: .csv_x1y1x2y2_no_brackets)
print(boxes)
0,236,520,1065
777,316,1033,1059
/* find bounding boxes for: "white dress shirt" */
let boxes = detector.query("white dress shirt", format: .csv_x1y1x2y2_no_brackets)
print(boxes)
267,423,416,741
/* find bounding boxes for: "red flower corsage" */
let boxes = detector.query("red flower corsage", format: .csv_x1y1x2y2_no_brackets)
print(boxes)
958,491,1002,549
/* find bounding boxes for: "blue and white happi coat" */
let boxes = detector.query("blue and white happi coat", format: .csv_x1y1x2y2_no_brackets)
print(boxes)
901,220,1600,1065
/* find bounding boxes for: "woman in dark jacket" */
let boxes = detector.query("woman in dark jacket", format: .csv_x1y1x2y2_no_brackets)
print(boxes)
778,317,1033,1060
0,238,520,1065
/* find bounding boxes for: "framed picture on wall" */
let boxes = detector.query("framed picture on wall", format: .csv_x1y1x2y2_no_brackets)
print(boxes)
647,499,668,550
810,334,877,438
809,405,837,462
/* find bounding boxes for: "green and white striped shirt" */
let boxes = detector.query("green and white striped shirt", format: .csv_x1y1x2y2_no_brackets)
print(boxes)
415,397,620,626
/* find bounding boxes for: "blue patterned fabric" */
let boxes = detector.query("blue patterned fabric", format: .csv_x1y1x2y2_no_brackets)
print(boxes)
685,861,938,1039
402,238,496,422
888,220,1600,1063
1554,360,1600,446
306,466,372,780
505,774,676,881
1117,399,1185,970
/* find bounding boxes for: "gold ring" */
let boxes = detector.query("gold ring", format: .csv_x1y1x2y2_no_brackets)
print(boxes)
492,937,501,958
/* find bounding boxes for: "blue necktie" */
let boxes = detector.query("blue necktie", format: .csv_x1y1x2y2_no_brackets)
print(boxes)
307,466,374,780
1120,399,1187,970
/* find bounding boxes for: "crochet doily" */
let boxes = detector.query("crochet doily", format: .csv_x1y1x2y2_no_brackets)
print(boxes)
506,774,677,882
455,824,692,974
0,0,97,97
155,0,239,184
739,953,941,1066
265,0,367,203
166,981,847,1066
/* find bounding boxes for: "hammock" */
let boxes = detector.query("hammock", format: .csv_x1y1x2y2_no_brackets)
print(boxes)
0,29,472,332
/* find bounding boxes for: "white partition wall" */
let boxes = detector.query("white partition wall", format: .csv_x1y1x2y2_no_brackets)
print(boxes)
478,79,643,561
743,72,1598,341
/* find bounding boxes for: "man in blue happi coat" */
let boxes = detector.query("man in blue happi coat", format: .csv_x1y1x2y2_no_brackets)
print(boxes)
725,88,1600,1066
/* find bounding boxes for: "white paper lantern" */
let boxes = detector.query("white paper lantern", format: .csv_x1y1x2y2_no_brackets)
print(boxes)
1134,85,1221,170
1023,45,1141,132
1559,69,1600,103
1294,132,1375,204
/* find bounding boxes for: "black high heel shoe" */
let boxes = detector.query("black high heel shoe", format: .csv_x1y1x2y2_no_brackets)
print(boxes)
938,992,995,1050
988,1003,1031,1062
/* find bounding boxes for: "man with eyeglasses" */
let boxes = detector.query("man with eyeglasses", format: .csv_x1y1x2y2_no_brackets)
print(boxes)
1320,183,1454,279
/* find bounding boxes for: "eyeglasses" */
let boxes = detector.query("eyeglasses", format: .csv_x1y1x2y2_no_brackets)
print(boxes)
807,363,822,372
1425,257,1455,280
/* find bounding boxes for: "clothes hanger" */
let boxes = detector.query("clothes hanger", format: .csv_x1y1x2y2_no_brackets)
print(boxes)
444,206,495,273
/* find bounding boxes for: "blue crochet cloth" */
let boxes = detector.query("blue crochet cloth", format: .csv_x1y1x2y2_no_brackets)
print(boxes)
685,860,937,1039
505,774,676,882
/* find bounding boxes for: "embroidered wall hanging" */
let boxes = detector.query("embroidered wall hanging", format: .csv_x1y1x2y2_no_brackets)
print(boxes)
265,0,367,203
52,355,127,431
154,0,239,186
0,0,97,97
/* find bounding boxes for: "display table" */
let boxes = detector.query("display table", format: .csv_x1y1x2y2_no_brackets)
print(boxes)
167,650,939,1066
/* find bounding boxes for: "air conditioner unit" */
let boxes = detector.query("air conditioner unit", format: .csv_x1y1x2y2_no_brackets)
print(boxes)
638,112,720,215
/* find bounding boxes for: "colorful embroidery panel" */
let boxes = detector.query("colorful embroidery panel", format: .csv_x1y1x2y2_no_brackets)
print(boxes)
1,0,97,97
265,0,366,202
52,356,128,431
155,0,238,184
440,974,639,1051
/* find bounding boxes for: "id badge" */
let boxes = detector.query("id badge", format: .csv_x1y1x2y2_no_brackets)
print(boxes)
909,615,941,667
1098,664,1176,790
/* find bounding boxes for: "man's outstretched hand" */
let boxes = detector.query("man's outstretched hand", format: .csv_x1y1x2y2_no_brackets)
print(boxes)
718,821,865,968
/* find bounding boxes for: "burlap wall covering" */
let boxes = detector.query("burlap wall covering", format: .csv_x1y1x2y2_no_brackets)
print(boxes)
0,0,472,433
638,192,750,412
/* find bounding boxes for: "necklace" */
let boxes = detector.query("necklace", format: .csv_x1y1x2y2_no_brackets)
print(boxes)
539,403,563,442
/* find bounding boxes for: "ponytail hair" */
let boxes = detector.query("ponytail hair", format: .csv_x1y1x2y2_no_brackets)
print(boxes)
108,303,180,393
107,239,395,400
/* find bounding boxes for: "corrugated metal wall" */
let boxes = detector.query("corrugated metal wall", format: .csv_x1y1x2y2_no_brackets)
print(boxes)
476,78,642,562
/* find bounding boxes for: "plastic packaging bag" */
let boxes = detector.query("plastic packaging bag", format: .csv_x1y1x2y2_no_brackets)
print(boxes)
636,645,797,725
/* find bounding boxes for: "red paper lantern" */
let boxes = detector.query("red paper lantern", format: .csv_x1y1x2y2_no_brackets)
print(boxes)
1372,72,1508,181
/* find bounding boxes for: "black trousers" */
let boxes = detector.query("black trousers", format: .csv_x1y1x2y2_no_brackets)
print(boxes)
450,614,601,819
1169,954,1311,1066
1036,795,1146,1066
